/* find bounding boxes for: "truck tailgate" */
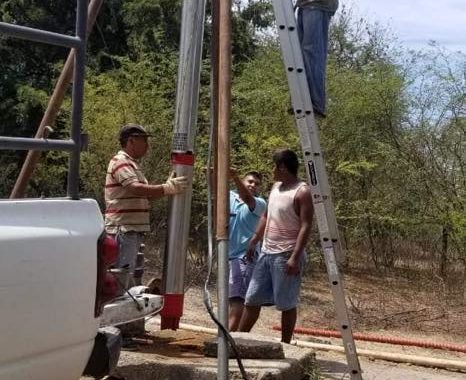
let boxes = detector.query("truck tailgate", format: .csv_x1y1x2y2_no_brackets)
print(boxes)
0,199,103,380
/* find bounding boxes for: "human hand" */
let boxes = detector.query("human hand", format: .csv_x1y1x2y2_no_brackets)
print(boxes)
285,255,300,276
163,171,188,195
229,167,238,179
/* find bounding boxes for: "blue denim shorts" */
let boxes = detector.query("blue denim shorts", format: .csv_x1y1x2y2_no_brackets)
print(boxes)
229,255,256,300
244,251,305,311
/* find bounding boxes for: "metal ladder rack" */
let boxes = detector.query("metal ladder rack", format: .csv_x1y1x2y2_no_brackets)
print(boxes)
0,0,88,199
271,0,363,378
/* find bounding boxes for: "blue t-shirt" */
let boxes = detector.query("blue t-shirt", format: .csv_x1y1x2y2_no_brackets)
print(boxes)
229,190,267,259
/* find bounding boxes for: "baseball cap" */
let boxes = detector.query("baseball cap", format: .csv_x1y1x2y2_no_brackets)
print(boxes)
119,123,153,141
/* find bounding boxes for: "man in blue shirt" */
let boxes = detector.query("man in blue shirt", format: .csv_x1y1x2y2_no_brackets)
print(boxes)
229,169,267,331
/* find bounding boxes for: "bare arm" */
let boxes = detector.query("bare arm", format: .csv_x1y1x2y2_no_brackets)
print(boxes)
230,168,255,211
246,208,267,259
253,210,267,242
287,186,313,275
126,182,166,200
292,186,313,258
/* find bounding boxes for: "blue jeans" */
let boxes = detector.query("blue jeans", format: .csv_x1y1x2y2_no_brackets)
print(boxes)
297,7,332,116
114,231,144,272
109,231,144,295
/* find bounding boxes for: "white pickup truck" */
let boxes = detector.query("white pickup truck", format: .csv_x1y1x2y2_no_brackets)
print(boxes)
0,198,163,380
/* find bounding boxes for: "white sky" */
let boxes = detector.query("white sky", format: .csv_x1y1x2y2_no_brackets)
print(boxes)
344,0,466,53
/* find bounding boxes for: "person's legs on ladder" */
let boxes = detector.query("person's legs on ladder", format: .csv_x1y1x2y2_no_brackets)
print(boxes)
297,7,331,117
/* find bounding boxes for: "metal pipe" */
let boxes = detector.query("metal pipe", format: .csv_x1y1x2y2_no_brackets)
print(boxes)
10,0,105,199
217,240,230,380
216,0,232,378
0,22,81,49
161,0,207,330
0,137,76,151
301,342,466,373
67,0,88,199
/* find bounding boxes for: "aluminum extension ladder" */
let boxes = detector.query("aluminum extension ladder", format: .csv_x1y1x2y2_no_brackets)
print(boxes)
271,1,363,378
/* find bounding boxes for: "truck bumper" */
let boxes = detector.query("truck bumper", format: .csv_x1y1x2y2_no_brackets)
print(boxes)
82,326,121,379
100,286,164,327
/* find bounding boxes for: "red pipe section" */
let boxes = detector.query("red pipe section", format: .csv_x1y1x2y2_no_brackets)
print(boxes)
160,294,184,330
272,326,466,354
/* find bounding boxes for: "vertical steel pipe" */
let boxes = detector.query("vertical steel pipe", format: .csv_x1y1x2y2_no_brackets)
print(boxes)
10,0,104,199
216,240,230,380
161,0,207,330
67,0,88,199
216,0,232,378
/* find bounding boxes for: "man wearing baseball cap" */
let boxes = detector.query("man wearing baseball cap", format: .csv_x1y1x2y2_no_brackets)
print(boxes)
104,123,188,294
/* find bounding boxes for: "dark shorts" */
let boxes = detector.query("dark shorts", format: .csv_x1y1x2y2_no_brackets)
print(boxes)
229,255,256,300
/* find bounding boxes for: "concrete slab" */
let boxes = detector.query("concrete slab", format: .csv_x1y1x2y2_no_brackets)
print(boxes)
107,330,316,380
203,332,285,359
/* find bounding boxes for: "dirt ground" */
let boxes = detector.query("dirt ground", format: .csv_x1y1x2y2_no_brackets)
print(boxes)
142,245,466,378
150,267,466,379
166,286,466,379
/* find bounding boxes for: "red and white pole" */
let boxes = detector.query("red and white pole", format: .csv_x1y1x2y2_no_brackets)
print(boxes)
161,0,207,330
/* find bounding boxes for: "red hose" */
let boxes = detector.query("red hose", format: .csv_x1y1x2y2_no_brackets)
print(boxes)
272,326,466,354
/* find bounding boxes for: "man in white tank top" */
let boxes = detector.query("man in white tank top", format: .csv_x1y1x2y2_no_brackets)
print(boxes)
238,149,313,343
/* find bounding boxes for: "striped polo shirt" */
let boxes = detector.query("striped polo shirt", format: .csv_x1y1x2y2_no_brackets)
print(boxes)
104,150,150,234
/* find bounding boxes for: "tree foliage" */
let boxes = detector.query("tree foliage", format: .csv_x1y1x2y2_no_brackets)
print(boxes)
0,1,464,280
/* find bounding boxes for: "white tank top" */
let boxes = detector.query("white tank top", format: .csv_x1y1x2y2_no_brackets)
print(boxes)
263,181,307,254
